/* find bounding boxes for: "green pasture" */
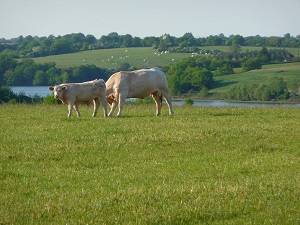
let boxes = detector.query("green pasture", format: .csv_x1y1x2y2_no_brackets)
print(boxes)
32,47,191,69
1,104,299,224
32,46,300,70
213,62,300,96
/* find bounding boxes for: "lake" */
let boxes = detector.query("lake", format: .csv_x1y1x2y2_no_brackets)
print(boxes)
11,86,300,108
11,86,51,98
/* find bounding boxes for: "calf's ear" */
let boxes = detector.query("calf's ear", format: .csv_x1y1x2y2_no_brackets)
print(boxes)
49,87,54,91
62,86,67,90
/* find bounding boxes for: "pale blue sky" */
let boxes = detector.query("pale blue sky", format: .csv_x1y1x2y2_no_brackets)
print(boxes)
1,0,299,39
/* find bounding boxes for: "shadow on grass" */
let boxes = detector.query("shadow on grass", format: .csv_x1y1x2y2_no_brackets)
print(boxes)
213,80,238,89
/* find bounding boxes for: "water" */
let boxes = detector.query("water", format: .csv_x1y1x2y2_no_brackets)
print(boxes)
10,86,300,108
11,86,51,97
172,100,300,108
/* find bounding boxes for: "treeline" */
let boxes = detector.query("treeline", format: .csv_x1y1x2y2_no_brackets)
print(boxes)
0,45,292,88
0,32,299,58
0,55,112,86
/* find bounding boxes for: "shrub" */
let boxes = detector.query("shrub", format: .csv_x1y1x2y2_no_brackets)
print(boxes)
184,98,194,105
241,57,262,72
44,94,61,104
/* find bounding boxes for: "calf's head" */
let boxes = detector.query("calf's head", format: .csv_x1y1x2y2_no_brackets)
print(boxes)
49,85,67,99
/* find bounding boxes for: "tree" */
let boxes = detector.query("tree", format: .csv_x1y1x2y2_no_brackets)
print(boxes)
166,57,213,95
121,34,133,47
158,34,175,51
179,32,197,47
0,54,17,85
50,38,73,54
258,47,271,64
232,35,245,46
33,70,47,86
242,57,262,72
267,76,290,99
141,36,159,48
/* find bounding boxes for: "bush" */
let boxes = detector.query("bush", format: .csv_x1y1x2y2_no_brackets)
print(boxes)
44,94,61,104
0,86,16,103
184,98,194,105
225,77,290,101
242,57,262,72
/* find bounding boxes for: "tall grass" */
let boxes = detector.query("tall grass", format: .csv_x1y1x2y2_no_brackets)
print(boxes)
0,104,299,224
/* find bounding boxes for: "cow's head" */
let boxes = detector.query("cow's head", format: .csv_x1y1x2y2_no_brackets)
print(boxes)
49,85,67,99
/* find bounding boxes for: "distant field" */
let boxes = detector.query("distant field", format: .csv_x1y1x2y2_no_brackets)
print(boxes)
0,104,299,224
32,46,300,70
212,62,300,96
31,47,300,99
32,47,191,69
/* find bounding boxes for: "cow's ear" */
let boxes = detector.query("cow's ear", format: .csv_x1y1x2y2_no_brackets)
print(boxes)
49,87,54,91
62,86,67,91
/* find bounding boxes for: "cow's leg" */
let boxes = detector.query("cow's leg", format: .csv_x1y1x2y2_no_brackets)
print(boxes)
73,104,80,117
99,96,108,117
117,93,127,117
162,91,174,116
151,92,162,116
67,104,73,117
92,98,100,117
108,100,118,117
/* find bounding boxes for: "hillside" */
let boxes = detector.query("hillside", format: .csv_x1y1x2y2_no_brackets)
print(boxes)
32,47,191,69
31,47,300,100
212,62,300,97
32,46,299,70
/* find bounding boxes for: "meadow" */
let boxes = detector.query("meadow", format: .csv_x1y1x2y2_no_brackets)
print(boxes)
0,103,299,224
212,62,300,97
32,47,191,69
32,46,300,70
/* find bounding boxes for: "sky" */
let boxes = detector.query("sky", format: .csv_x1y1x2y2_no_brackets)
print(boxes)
1,0,300,39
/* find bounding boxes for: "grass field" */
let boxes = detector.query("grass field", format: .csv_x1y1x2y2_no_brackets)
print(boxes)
32,46,300,70
32,47,191,69
213,62,300,97
0,104,299,224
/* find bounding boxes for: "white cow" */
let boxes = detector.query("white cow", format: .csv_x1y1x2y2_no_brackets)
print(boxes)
106,68,174,116
49,79,108,118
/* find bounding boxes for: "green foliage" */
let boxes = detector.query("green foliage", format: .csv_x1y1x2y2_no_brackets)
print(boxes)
117,62,131,71
0,86,45,103
0,105,299,224
225,76,290,101
165,56,214,95
184,97,194,105
1,32,299,60
0,86,15,102
241,57,262,72
43,94,61,104
214,63,234,76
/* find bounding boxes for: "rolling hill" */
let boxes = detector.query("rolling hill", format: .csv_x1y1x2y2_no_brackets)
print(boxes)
32,47,191,69
32,47,300,98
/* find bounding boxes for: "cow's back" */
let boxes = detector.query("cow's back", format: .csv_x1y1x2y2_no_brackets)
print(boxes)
106,68,169,98
66,79,105,102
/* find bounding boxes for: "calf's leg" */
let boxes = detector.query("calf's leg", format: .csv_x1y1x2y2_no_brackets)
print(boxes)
67,104,73,117
92,99,100,117
73,104,80,117
99,96,108,117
